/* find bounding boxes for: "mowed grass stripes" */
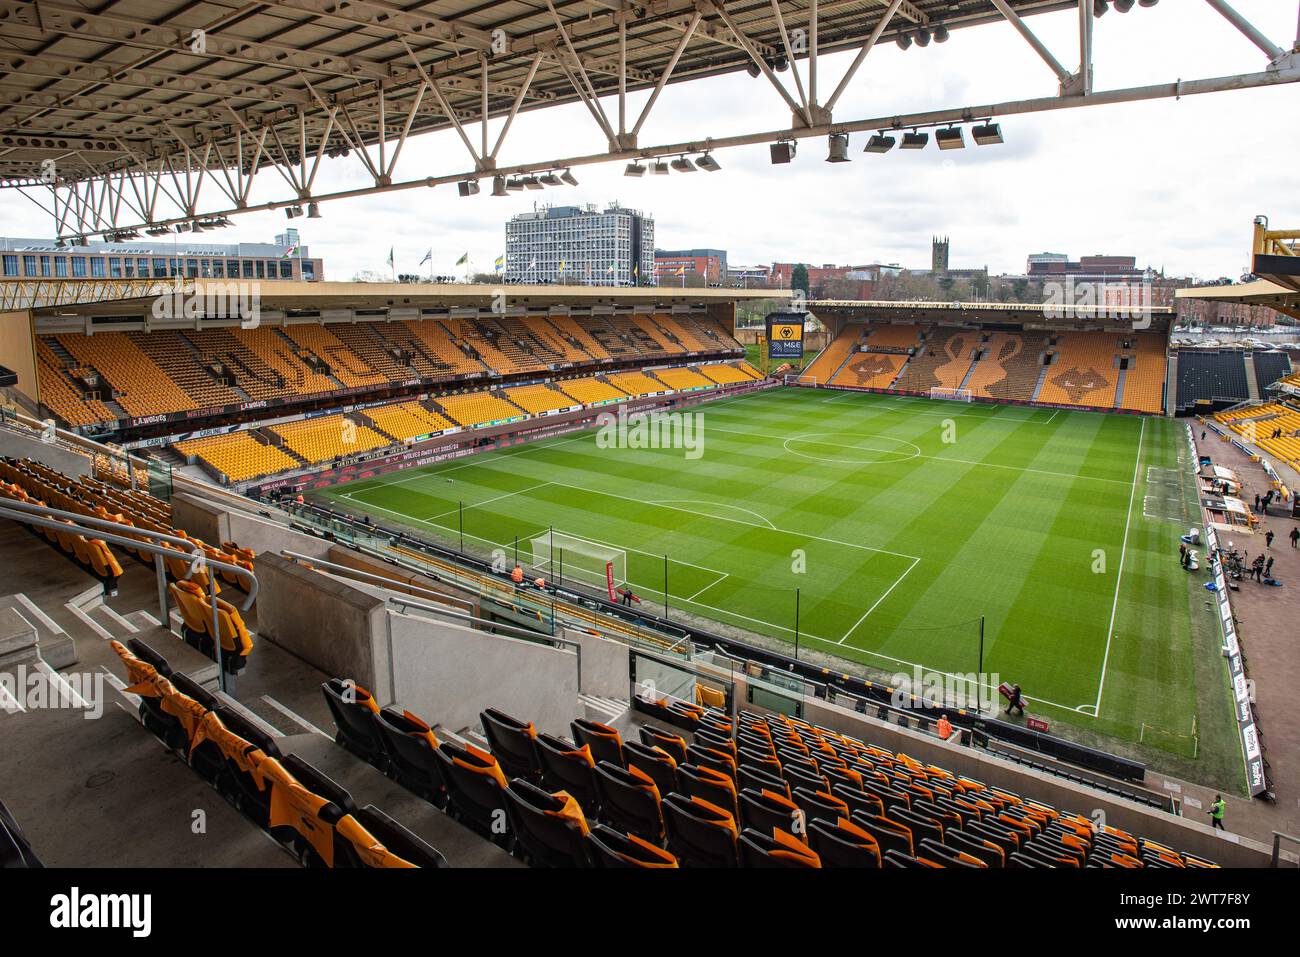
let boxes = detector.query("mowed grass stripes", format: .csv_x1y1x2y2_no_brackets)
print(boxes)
324,387,1208,748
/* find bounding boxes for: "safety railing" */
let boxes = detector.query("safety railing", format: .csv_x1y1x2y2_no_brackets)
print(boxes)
1272,832,1300,867
0,497,257,692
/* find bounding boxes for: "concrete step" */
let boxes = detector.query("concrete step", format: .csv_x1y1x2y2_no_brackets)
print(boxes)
0,593,78,670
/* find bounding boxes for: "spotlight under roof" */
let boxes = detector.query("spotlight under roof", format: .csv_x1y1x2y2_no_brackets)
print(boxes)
900,130,929,150
826,132,851,163
670,156,696,172
864,133,896,154
972,122,1004,146
695,153,721,172
935,127,965,150
560,169,579,186
491,175,508,197
457,179,480,196
624,161,646,177
770,141,796,164
650,160,670,175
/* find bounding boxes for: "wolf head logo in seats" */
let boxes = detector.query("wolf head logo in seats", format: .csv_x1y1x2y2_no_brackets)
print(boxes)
978,337,1023,397
929,334,972,389
849,354,895,385
1050,366,1109,401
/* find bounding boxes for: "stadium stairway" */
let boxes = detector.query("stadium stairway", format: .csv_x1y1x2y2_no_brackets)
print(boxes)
0,515,520,867
1113,360,1128,408
1030,361,1051,402
1242,353,1261,402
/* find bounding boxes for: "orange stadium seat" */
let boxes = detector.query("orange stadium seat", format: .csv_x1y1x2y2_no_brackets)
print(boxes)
436,391,525,428
365,401,457,442
270,414,390,463
175,432,300,483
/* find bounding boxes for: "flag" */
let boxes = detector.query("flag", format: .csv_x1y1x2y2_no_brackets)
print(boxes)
559,260,566,274
281,244,299,258
676,265,686,275
455,251,468,266
419,249,432,266
386,247,394,268
494,255,504,272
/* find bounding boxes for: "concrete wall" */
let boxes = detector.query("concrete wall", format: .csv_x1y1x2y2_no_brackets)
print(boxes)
389,610,578,737
562,627,630,699
325,546,480,615
226,508,334,560
732,674,1283,868
254,552,390,702
170,492,229,545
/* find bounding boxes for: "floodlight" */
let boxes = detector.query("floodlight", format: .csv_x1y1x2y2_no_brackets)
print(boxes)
935,127,965,150
864,133,896,153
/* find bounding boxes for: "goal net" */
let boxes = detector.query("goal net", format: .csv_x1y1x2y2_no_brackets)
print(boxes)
530,531,628,591
929,387,973,402
784,374,818,387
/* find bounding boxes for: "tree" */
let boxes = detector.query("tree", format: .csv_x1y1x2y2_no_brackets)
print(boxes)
791,263,810,298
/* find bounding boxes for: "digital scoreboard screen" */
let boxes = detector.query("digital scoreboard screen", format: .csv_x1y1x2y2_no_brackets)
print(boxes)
766,313,805,359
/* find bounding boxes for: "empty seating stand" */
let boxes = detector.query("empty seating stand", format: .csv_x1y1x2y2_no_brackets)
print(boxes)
304,678,1217,870
1174,350,1250,411
106,644,447,868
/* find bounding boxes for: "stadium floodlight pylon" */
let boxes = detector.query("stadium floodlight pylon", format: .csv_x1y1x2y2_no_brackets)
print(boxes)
530,531,628,592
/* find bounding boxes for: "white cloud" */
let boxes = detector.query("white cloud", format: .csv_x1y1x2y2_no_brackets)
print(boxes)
2,1,1295,280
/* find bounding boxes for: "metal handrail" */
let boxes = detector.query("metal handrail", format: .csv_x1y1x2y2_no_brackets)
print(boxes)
0,496,258,603
0,501,258,694
278,550,473,613
1272,832,1300,867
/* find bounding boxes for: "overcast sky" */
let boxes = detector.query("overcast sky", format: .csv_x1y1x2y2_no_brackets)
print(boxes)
4,0,1297,281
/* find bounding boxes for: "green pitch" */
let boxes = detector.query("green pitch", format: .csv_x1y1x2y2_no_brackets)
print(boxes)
321,387,1235,772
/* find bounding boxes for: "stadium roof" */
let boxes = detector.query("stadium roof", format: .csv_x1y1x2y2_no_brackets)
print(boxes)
20,278,780,314
2,1,1296,239
1175,279,1300,321
0,0,1078,185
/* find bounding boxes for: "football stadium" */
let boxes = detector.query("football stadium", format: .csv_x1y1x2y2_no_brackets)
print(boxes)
0,0,1298,927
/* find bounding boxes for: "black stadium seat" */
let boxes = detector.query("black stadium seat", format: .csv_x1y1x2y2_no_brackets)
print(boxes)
534,732,600,813
807,818,882,868
344,805,448,868
502,779,591,868
435,741,510,843
676,764,739,819
586,824,678,869
570,718,625,768
374,707,447,805
593,761,664,843
737,828,821,868
622,740,679,797
480,708,542,781
637,725,687,765
320,678,386,767
738,788,801,836
662,793,739,868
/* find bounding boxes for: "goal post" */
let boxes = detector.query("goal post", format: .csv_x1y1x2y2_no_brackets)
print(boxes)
784,374,818,387
929,386,973,403
530,531,628,591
